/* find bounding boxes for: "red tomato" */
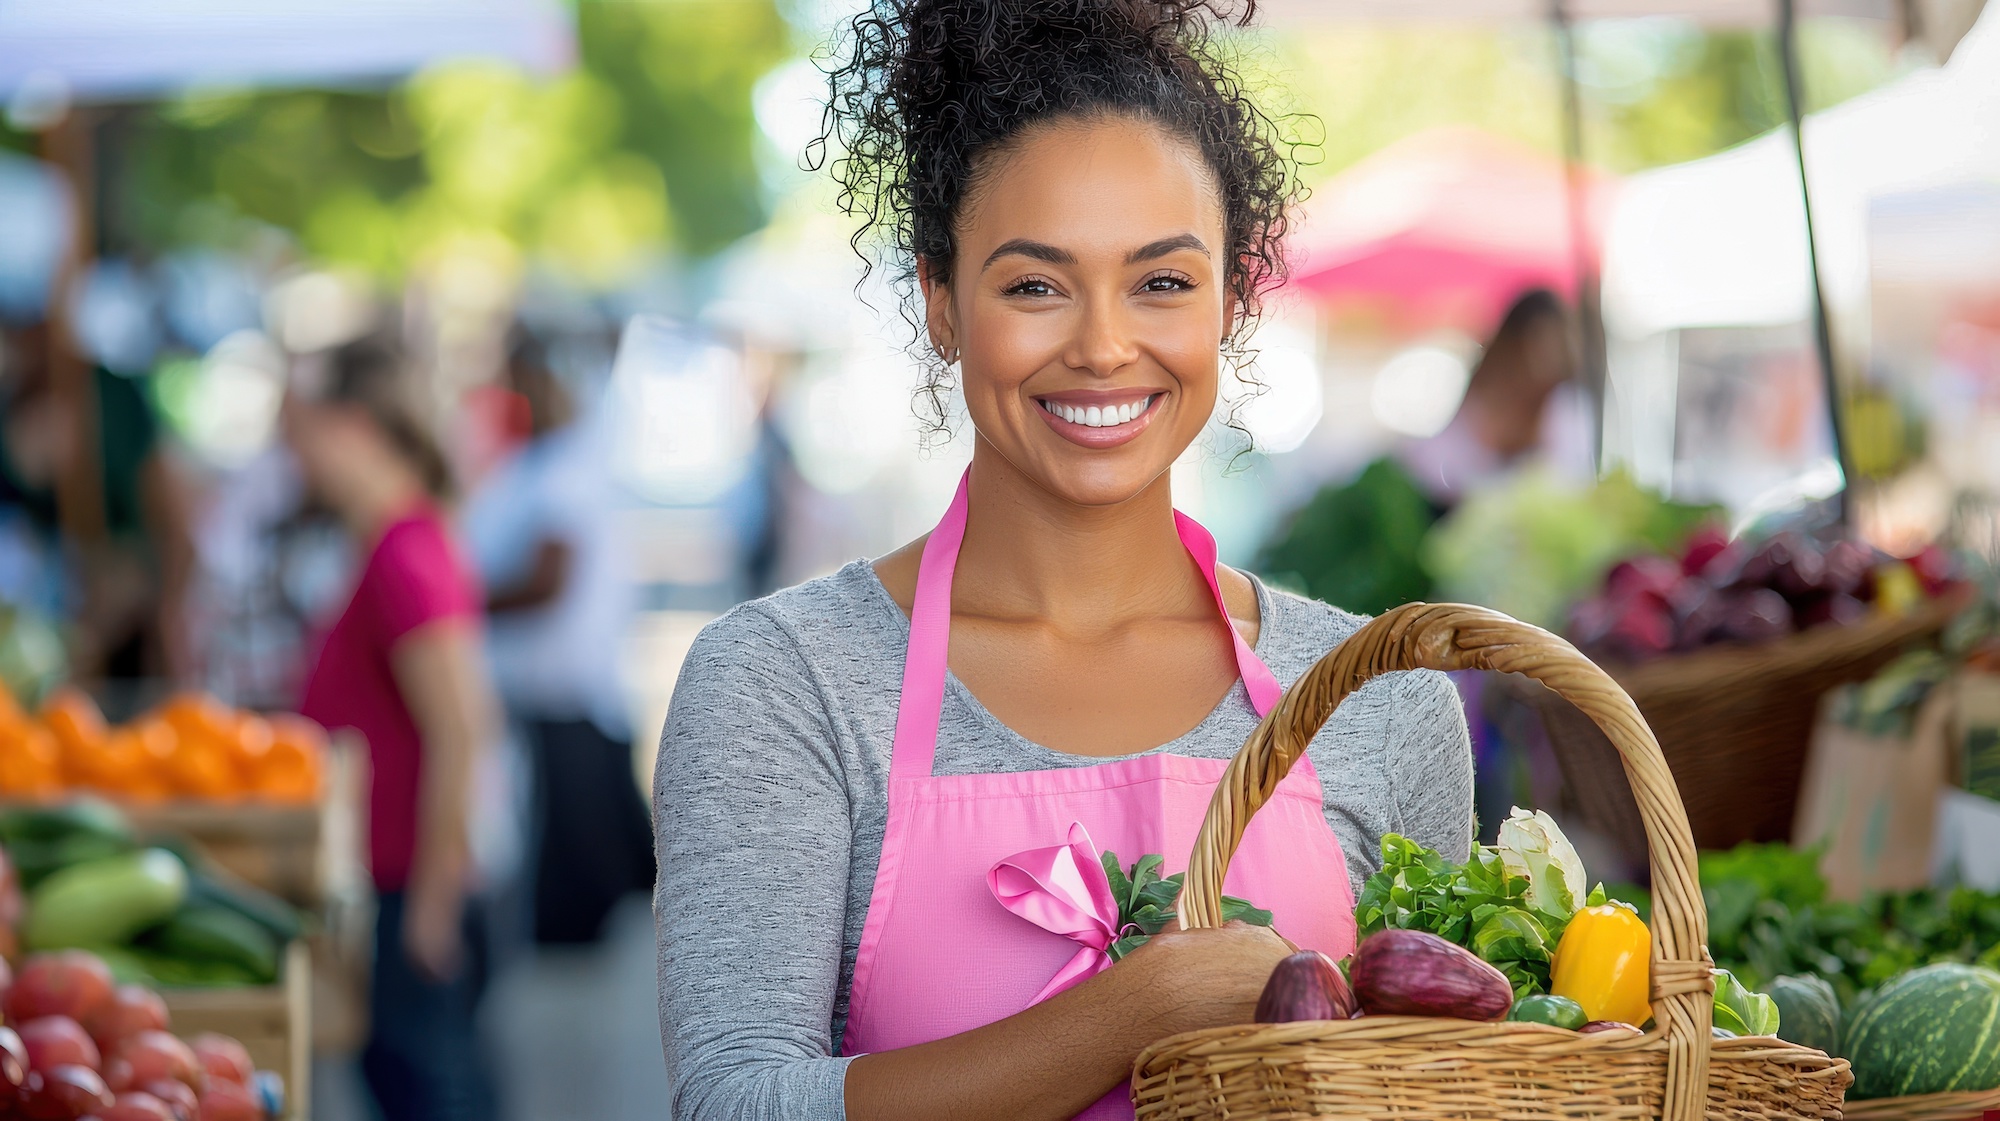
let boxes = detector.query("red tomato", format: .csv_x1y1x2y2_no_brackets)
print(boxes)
99,1091,180,1121
84,989,168,1055
19,1064,113,1119
6,954,113,1027
106,1035,197,1095
183,1037,248,1090
0,1024,28,1091
19,1017,100,1073
137,1081,197,1121
193,1079,259,1121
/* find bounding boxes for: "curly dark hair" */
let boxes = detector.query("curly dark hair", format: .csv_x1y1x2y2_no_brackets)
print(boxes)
815,0,1307,434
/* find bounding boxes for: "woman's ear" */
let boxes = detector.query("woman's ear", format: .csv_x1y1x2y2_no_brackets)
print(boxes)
917,256,959,364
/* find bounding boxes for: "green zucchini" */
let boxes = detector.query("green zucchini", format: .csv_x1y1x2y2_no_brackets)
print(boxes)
138,905,281,984
24,849,187,950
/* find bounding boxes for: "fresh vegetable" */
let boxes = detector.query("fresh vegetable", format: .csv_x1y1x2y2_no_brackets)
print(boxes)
1506,994,1586,1030
1767,974,1840,1054
1495,808,1587,916
25,850,188,951
190,1035,251,1088
1844,963,2000,1098
1550,905,1651,1027
1356,832,1608,997
7,951,115,1026
24,1063,114,1117
1710,967,1781,1037
196,1076,262,1121
108,1031,201,1094
1350,929,1513,1021
135,907,279,985
1580,1020,1643,1036
0,802,135,889
140,1077,199,1120
1259,458,1438,617
87,985,171,1054
104,1092,181,1121
1254,951,1357,1023
19,1016,101,1073
0,1026,27,1091
1097,851,1270,961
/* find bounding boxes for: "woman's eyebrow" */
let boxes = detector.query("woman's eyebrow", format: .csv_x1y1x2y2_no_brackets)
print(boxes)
1125,234,1209,263
983,239,1075,268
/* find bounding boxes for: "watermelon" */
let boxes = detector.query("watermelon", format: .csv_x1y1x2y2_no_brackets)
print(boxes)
1845,964,2000,1098
1769,974,1841,1056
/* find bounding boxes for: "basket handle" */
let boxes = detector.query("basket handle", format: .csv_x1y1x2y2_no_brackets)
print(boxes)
1178,602,1715,1121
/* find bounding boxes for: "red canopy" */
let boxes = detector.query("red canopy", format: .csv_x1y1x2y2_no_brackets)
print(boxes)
1289,127,1620,334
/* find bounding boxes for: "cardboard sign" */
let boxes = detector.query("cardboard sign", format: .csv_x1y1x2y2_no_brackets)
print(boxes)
1793,689,1952,901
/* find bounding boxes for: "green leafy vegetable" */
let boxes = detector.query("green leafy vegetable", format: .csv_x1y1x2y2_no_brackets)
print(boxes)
1712,967,1782,1037
1099,850,1272,961
1355,832,1608,997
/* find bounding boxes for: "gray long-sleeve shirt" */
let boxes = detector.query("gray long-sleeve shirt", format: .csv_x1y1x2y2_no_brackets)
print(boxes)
654,561,1473,1121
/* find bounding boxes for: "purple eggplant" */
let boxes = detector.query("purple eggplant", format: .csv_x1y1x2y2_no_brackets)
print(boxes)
1254,950,1359,1023
1349,929,1513,1021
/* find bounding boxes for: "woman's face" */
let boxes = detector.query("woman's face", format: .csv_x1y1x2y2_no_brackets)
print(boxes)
925,115,1232,508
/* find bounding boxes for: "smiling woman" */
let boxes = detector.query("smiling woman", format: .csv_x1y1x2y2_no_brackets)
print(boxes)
652,2,1475,1120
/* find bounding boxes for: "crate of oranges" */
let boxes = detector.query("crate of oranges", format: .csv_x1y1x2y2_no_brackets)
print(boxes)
0,687,334,905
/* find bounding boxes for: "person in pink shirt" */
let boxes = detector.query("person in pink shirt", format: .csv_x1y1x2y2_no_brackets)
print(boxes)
286,336,497,1121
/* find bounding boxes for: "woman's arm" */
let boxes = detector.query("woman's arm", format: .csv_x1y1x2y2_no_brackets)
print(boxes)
392,618,491,979
843,921,1289,1121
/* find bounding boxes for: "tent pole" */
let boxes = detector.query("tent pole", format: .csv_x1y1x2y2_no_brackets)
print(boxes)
1776,0,1853,527
1551,0,1607,474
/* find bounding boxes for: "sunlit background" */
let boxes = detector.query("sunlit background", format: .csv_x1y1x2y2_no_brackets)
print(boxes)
3,0,1999,1115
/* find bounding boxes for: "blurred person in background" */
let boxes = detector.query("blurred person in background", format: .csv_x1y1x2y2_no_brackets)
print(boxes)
464,327,651,947
283,336,498,1121
0,321,196,683
1395,288,1595,508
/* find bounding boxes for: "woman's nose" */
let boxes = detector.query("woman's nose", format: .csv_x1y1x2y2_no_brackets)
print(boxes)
1061,294,1141,378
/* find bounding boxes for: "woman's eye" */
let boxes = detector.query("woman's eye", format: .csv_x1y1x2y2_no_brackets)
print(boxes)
1003,278,1056,297
1141,274,1195,293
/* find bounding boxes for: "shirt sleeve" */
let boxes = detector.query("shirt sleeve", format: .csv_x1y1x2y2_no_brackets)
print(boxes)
371,516,479,644
655,605,856,1121
1384,670,1475,863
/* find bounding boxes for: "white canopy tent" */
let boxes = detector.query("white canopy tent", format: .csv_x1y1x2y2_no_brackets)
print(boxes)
0,0,572,105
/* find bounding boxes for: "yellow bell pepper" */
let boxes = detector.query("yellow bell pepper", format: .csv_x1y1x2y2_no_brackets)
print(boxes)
1551,904,1652,1026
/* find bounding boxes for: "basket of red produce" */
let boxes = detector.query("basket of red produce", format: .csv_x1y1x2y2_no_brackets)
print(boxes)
1520,531,1965,868
1132,603,1850,1120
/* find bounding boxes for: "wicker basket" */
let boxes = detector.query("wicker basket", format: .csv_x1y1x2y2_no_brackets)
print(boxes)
1132,602,1853,1121
1844,1088,2000,1121
1515,595,1965,870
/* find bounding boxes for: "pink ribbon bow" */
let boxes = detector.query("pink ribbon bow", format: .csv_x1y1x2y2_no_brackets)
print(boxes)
988,821,1129,1005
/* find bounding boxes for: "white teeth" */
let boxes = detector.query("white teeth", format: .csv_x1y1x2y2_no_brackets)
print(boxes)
1044,395,1157,427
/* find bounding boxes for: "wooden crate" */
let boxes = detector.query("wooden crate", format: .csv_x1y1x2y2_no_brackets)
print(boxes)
162,941,312,1120
127,801,326,906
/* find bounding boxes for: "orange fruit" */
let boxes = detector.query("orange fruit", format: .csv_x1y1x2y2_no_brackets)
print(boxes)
228,714,275,770
69,728,144,793
40,687,108,761
165,736,242,802
256,734,324,804
159,693,235,743
0,726,65,801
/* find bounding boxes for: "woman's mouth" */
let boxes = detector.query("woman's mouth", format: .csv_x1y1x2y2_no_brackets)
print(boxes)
1034,392,1162,449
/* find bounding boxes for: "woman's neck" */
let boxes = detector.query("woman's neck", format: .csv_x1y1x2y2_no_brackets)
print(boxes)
949,439,1208,631
333,463,429,543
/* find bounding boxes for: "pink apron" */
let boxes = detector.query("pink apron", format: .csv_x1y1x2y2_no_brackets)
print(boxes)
841,471,1358,1120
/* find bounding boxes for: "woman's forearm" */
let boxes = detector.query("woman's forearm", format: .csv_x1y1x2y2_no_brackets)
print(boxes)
392,622,488,896
843,924,1280,1121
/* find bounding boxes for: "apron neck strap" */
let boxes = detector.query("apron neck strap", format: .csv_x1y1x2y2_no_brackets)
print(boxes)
891,468,1283,779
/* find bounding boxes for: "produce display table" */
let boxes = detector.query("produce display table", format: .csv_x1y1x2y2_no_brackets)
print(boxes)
1509,593,1967,873
161,940,312,1120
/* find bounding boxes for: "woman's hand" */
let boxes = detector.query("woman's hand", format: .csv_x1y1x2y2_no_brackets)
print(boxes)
1122,919,1294,1036
403,881,466,982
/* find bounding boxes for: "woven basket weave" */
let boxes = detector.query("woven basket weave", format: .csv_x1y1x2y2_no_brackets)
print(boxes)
1844,1088,2000,1121
1133,602,1853,1121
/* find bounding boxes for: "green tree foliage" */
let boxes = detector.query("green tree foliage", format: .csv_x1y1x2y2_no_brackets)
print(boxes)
106,0,791,283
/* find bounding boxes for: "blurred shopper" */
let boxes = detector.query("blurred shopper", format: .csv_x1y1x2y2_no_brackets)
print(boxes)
0,321,196,682
463,328,650,946
1396,288,1595,507
283,337,498,1121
